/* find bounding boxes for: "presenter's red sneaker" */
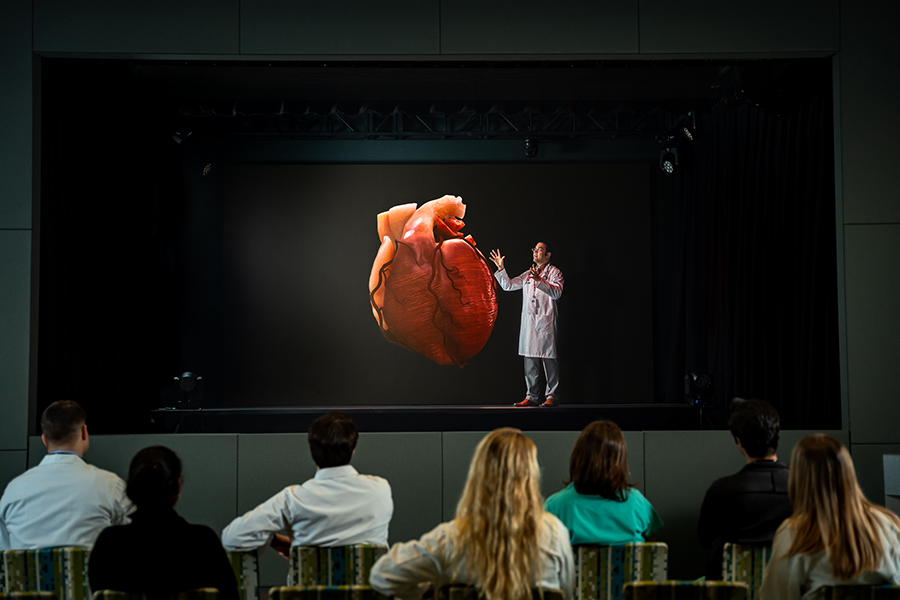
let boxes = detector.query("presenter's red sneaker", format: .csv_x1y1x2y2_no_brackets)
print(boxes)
514,398,539,407
540,397,558,407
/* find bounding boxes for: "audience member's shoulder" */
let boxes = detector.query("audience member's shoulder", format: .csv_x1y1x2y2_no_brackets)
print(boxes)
543,511,570,540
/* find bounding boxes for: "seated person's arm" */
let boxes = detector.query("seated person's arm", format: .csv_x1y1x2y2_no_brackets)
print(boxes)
222,488,293,553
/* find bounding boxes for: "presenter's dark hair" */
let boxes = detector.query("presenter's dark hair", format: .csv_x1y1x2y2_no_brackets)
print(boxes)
728,398,780,458
41,400,87,443
308,412,358,468
126,446,182,508
569,420,634,500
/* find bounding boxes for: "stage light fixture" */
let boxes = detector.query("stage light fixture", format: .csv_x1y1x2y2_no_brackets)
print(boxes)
682,126,693,142
172,131,192,144
160,371,204,409
685,371,715,408
524,138,538,158
660,148,679,174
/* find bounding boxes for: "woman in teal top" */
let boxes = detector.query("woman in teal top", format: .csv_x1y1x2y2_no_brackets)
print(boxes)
545,420,663,545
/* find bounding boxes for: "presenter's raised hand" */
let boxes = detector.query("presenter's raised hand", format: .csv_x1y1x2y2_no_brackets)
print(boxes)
489,249,505,271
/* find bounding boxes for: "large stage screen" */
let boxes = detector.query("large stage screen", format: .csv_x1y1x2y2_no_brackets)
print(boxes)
201,163,656,407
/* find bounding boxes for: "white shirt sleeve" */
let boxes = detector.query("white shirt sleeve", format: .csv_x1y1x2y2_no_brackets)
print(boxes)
495,268,528,292
222,488,294,553
760,527,805,600
370,523,451,600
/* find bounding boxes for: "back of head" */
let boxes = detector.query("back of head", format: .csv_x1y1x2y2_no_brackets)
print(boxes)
454,428,543,600
308,412,358,468
127,446,183,510
41,400,86,446
728,398,780,458
569,420,633,499
785,434,900,579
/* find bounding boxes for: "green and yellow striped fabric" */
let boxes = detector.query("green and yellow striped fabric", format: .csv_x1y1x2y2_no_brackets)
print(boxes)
574,544,668,600
269,586,384,600
720,544,772,600
622,581,749,600
226,552,259,600
1,548,90,600
288,546,387,588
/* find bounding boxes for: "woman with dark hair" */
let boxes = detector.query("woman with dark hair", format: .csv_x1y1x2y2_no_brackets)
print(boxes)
544,420,663,545
760,434,900,600
88,446,238,600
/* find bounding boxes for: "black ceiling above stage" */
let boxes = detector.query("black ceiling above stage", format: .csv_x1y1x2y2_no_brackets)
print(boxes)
49,57,833,141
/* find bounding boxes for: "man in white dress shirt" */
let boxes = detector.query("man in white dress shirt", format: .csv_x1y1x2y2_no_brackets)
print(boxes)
0,400,132,550
222,412,393,555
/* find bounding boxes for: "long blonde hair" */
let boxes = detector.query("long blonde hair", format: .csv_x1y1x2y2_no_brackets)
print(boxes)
453,428,545,600
781,434,900,579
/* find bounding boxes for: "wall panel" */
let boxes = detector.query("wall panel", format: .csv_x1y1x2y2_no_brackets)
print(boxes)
34,0,239,54
441,0,638,54
851,444,900,510
0,233,31,451
28,434,238,533
0,0,31,229
0,451,28,499
241,0,439,55
845,226,900,444
640,0,838,54
644,430,847,579
840,0,900,224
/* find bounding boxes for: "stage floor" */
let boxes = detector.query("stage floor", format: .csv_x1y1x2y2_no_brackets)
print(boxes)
151,403,700,433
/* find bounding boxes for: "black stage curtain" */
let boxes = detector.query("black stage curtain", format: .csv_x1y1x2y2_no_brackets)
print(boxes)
662,96,840,430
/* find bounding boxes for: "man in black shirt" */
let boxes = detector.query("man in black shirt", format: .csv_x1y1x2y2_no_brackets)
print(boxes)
698,398,793,580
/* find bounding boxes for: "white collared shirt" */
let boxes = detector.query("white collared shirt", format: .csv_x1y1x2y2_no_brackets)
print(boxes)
0,453,132,549
221,464,393,552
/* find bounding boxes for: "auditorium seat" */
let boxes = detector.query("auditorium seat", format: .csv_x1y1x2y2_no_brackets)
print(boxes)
622,581,749,600
720,543,772,600
0,548,90,600
287,546,387,588
91,589,220,600
436,584,565,600
809,585,900,600
574,543,668,600
269,585,384,600
226,552,259,600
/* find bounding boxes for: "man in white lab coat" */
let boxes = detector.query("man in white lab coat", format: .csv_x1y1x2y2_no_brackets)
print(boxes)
490,241,565,407
221,412,393,555
0,400,132,549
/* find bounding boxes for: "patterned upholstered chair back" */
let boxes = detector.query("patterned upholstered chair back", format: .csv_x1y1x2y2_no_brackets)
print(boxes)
808,585,900,600
720,544,772,600
269,586,385,600
435,584,565,600
622,581,749,600
91,588,220,600
0,548,90,600
574,543,668,600
287,546,388,588
226,552,259,600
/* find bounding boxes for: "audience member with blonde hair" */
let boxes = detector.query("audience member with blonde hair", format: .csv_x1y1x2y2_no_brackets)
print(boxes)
760,434,900,600
544,420,662,545
370,428,574,600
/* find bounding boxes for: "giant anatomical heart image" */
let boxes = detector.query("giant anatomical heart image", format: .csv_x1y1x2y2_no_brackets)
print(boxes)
369,195,498,366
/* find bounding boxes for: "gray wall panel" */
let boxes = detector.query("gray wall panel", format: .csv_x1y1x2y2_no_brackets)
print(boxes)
0,232,31,451
640,0,839,54
845,226,900,444
241,0,439,55
840,1,900,224
644,430,845,579
851,444,900,510
0,451,28,497
236,432,442,586
441,0,638,54
34,0,239,54
0,0,31,229
28,434,238,534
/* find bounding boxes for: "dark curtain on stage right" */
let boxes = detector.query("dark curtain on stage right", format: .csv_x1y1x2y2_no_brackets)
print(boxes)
662,95,841,430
